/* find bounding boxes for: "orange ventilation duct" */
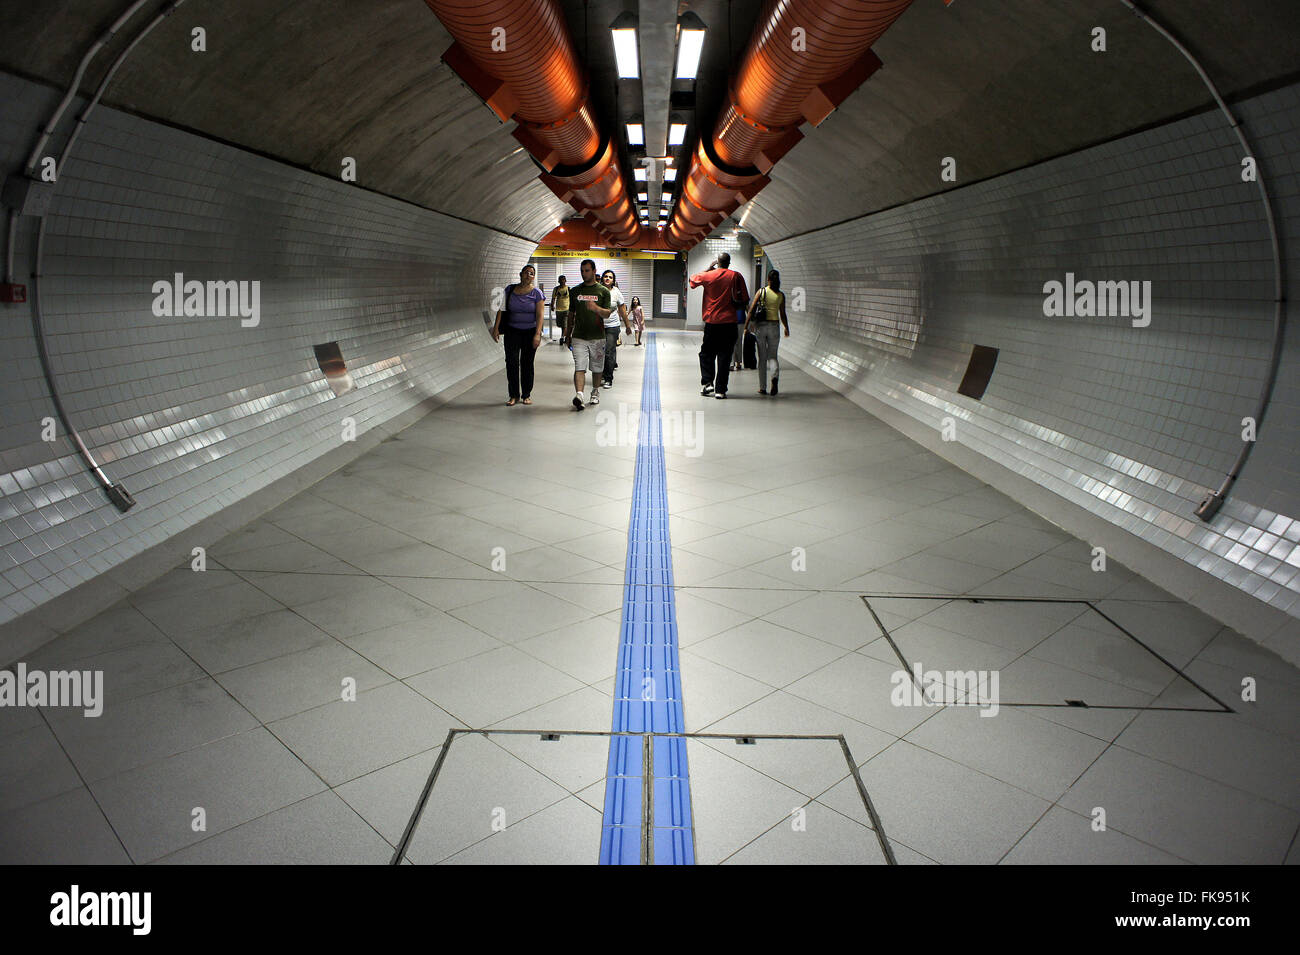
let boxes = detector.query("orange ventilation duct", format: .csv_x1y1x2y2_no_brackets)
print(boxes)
425,0,642,246
664,0,913,251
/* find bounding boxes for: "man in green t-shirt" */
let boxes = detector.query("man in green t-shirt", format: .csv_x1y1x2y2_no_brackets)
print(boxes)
568,259,612,410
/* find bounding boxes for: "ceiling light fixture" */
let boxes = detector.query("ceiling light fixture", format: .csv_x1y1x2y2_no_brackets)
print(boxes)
675,12,706,80
610,12,640,80
668,123,687,146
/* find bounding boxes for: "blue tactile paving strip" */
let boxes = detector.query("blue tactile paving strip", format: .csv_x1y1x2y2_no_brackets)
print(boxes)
600,334,695,865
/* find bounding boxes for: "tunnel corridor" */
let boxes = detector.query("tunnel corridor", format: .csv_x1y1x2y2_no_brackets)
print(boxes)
0,0,1298,882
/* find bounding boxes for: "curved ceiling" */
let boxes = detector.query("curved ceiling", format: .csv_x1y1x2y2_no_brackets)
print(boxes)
739,0,1300,243
1,0,1296,246
0,0,573,238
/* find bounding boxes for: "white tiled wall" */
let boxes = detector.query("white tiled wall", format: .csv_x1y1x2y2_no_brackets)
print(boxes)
766,81,1300,649
528,257,655,318
0,72,535,625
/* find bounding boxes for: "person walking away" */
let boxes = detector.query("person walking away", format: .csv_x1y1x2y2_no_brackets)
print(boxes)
491,264,545,405
568,259,613,410
551,275,569,343
743,269,790,395
731,291,749,370
600,269,631,387
630,296,645,346
689,252,748,398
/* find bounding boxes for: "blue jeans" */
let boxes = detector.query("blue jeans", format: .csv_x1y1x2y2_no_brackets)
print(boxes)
603,327,619,382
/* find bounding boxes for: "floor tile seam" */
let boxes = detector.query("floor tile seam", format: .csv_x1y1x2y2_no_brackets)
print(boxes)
400,669,589,732
41,669,260,752
993,801,1059,866
480,731,609,803
21,628,231,685
208,624,419,691
687,638,870,692
400,641,577,695
692,609,871,657
1104,733,1300,813
959,631,1216,704
772,682,951,744
78,722,329,865
220,562,505,656
412,787,580,865
692,734,864,805
1005,796,1221,866
260,502,500,572
433,794,607,866
146,787,383,865
713,791,879,866
1178,650,1300,696
870,735,1065,812
6,708,135,861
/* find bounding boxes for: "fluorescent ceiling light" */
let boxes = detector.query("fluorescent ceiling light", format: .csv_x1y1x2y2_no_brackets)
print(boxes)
634,168,647,182
675,14,706,79
659,208,669,217
663,168,677,181
638,192,648,201
626,122,644,146
610,13,640,79
668,123,687,146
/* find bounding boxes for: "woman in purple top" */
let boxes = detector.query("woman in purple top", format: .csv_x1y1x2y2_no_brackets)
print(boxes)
491,264,546,405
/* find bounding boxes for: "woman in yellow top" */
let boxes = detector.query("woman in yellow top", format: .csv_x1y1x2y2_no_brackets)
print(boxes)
742,269,790,396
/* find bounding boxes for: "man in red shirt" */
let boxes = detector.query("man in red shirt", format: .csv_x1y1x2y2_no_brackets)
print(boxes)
689,252,749,398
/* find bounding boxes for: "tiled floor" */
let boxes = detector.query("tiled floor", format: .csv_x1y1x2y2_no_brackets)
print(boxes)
2,331,1297,865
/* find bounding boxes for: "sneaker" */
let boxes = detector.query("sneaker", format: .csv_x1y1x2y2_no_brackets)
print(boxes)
589,392,600,405
603,380,612,388
701,384,715,397
758,389,768,395
770,376,778,396
715,392,727,400
572,395,584,411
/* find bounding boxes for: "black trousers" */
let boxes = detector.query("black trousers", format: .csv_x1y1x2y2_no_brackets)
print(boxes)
699,322,738,393
503,326,537,399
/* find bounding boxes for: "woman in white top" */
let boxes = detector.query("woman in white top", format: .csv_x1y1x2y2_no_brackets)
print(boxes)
600,269,630,387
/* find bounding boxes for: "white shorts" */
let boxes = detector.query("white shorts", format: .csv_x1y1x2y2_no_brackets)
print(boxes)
571,338,605,373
